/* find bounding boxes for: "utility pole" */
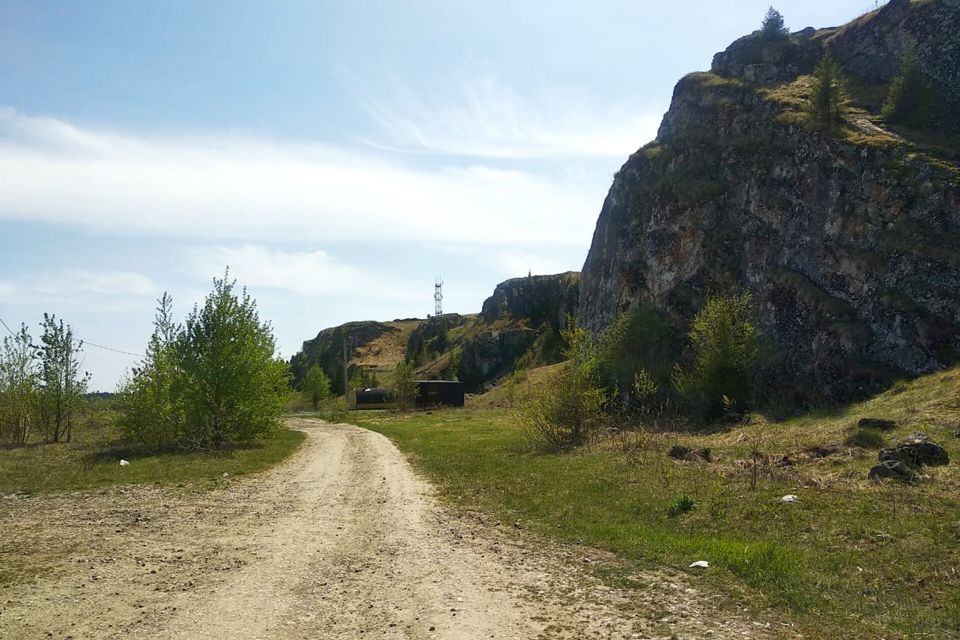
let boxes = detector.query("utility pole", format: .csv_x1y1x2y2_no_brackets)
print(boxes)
342,335,351,405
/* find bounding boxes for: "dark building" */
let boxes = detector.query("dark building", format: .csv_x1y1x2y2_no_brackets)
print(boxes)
416,380,465,408
351,387,394,410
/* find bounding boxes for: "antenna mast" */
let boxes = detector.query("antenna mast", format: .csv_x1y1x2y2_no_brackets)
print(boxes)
434,277,443,316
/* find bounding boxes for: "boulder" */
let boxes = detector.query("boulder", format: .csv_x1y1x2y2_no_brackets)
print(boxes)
878,432,950,467
868,459,918,482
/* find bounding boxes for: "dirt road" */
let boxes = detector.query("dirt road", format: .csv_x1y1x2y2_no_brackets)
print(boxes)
0,419,793,639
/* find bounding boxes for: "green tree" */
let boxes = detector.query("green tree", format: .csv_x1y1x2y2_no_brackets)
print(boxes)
177,273,290,447
303,364,331,410
392,360,418,412
674,293,763,421
808,53,847,131
761,7,789,39
882,39,937,129
118,293,184,452
0,324,39,445
37,314,89,443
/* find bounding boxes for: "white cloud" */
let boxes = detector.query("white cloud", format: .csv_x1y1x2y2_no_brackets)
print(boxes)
1,269,158,312
361,74,662,159
190,245,399,297
33,270,158,298
0,108,605,247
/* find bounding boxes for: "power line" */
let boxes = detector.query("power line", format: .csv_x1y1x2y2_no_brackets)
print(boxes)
0,314,144,358
0,316,14,337
80,341,144,358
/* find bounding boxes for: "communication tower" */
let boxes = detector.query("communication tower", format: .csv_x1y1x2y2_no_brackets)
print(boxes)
434,277,443,316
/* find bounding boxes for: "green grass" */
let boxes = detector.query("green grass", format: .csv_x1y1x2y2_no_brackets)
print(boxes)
353,368,960,639
0,419,305,494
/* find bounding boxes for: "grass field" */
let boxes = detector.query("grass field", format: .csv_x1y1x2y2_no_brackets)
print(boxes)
353,367,960,639
0,412,305,495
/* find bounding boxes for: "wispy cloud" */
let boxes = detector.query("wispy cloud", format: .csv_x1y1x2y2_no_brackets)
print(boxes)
361,74,662,159
0,108,603,247
1,269,158,311
189,245,416,298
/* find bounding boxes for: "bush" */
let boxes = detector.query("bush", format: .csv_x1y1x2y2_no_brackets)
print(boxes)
808,53,847,131
674,292,763,421
594,305,679,415
523,323,608,450
667,495,697,518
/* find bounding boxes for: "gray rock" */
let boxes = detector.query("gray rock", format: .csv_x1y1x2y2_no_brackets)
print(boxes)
457,328,536,391
878,432,950,467
711,29,824,85
868,459,918,482
481,272,580,330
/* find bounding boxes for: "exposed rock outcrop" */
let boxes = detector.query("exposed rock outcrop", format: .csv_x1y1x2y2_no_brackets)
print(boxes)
711,27,825,85
579,0,960,401
456,328,537,391
481,272,580,329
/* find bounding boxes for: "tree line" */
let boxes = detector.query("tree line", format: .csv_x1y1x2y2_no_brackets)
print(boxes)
0,315,90,446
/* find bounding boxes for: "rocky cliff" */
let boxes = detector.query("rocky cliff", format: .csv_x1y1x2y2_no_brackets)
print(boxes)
579,0,960,401
481,272,580,329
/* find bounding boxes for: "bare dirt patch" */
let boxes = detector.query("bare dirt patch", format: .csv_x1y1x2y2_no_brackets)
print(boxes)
0,419,791,639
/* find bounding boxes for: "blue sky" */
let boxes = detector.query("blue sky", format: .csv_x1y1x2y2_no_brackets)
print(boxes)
0,0,876,390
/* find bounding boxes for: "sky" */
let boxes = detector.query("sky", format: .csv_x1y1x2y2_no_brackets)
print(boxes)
0,0,878,390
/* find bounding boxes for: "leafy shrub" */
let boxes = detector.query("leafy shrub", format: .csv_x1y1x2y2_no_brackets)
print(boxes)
667,494,697,518
524,323,608,450
594,305,679,414
674,292,763,421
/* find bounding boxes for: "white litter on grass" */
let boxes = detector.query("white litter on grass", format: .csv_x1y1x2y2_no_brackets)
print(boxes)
689,560,709,569
780,494,799,503
119,459,130,467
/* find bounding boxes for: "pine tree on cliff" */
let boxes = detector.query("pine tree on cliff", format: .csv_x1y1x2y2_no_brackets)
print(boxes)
808,53,847,131
761,7,789,39
882,39,936,129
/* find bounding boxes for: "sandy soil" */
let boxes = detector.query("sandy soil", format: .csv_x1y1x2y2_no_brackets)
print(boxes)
0,419,797,639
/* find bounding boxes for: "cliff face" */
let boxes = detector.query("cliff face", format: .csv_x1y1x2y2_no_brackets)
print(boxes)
579,0,960,400
481,272,580,329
